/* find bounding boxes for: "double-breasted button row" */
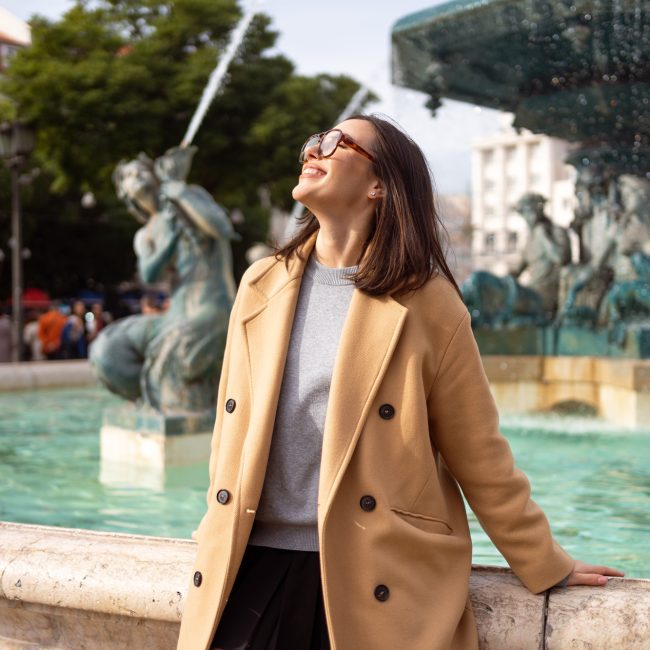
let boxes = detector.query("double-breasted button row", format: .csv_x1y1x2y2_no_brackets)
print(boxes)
225,398,236,413
378,403,395,420
193,571,202,587
360,495,376,512
374,584,390,601
216,489,231,504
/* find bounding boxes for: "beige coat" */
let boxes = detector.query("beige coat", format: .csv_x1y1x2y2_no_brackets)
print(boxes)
176,236,573,650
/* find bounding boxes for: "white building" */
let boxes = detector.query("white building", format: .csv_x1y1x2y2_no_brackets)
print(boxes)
471,114,576,275
0,7,31,73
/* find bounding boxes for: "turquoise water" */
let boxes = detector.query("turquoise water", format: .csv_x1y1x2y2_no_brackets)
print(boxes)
1,387,649,577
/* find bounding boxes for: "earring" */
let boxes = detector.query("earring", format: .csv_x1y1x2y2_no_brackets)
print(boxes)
369,191,377,198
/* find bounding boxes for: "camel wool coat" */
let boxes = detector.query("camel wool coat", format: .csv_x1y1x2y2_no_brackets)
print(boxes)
176,236,574,650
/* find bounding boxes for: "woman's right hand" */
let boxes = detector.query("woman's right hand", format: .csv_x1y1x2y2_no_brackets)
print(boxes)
566,559,625,586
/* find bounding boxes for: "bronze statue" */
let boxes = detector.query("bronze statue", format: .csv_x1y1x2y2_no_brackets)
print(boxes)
601,176,650,344
511,193,571,317
461,192,570,326
90,146,239,414
560,174,650,330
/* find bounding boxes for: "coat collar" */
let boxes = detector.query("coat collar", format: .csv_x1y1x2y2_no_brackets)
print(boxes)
238,232,408,513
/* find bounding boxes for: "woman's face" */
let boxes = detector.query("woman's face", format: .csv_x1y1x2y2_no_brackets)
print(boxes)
292,119,380,216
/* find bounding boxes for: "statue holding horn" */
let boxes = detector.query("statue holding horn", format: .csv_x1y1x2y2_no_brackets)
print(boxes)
90,146,240,413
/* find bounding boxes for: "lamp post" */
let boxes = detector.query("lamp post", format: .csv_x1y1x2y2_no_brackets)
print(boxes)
0,122,35,362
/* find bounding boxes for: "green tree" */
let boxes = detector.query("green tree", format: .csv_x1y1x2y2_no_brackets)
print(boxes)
0,0,371,298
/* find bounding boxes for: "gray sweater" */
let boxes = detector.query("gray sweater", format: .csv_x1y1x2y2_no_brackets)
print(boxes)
248,254,357,551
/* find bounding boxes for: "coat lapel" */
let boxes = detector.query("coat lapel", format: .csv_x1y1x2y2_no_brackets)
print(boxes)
237,234,408,518
238,241,313,508
318,290,407,512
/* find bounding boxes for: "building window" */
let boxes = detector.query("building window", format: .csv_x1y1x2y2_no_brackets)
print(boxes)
482,150,495,167
506,231,518,252
484,233,496,253
529,173,542,190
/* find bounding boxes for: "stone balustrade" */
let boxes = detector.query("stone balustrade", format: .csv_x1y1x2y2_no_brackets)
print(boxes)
1,522,649,649
0,360,96,391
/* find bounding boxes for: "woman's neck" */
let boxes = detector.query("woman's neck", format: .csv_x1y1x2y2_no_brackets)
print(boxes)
311,209,373,268
313,228,367,268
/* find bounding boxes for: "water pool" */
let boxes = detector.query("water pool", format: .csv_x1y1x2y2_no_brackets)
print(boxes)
1,387,649,577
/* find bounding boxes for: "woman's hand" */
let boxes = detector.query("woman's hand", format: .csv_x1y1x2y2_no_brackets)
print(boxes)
566,560,625,586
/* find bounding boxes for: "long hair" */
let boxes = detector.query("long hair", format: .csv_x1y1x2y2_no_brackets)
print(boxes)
275,114,461,298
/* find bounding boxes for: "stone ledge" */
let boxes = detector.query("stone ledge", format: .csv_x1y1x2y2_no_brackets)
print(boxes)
1,522,649,649
0,361,96,391
0,522,193,622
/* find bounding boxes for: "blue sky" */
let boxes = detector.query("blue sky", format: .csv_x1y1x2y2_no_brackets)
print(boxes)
1,0,503,194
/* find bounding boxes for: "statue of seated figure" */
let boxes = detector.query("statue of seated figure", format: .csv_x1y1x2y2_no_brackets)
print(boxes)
560,174,650,337
600,175,650,345
90,146,240,414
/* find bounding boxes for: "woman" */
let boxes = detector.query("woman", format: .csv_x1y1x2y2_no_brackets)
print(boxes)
177,115,622,650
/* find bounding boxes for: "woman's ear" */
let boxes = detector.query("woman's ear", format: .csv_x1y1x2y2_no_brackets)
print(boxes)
368,183,385,199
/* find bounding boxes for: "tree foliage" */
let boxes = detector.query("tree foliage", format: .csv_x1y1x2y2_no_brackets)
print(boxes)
0,0,371,297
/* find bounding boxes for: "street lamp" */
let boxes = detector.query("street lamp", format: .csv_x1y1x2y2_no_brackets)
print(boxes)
0,121,35,362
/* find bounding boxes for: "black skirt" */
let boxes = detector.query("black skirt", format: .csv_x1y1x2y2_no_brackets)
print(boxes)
210,545,331,650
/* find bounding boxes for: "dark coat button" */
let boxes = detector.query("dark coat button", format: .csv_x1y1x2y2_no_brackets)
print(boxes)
216,489,231,504
360,495,376,512
378,404,395,420
193,571,202,587
374,584,390,601
225,398,236,413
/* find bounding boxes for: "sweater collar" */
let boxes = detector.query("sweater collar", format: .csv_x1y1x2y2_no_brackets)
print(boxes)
304,254,358,286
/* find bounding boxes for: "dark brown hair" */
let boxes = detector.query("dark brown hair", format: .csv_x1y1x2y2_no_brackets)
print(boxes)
275,114,461,298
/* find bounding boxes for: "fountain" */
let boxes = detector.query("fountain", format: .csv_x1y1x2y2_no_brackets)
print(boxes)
2,5,650,649
89,3,260,472
392,0,650,361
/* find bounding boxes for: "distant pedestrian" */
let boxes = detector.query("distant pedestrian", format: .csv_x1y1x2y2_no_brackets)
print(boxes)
0,308,12,362
61,301,88,359
87,303,106,342
139,293,162,315
38,304,68,360
23,311,45,361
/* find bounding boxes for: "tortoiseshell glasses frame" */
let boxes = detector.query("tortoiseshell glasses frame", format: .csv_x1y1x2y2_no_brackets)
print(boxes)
299,129,375,164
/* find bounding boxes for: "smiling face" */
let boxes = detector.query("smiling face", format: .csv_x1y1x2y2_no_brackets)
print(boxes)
292,119,381,219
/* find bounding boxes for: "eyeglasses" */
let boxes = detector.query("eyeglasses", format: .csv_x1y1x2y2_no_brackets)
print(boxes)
299,129,375,164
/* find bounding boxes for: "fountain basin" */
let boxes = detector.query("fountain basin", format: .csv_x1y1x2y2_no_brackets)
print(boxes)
1,382,649,578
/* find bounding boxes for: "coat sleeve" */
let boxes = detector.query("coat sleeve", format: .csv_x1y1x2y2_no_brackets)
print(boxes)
427,311,574,594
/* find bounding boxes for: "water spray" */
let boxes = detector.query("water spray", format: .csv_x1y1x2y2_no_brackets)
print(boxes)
181,0,263,148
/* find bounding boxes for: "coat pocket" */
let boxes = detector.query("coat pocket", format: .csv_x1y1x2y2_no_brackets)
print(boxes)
390,507,453,535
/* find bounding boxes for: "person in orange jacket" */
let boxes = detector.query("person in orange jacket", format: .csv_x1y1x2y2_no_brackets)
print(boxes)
37,304,68,360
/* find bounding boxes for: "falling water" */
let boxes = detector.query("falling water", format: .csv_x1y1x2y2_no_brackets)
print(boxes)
336,85,371,124
181,1,263,148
